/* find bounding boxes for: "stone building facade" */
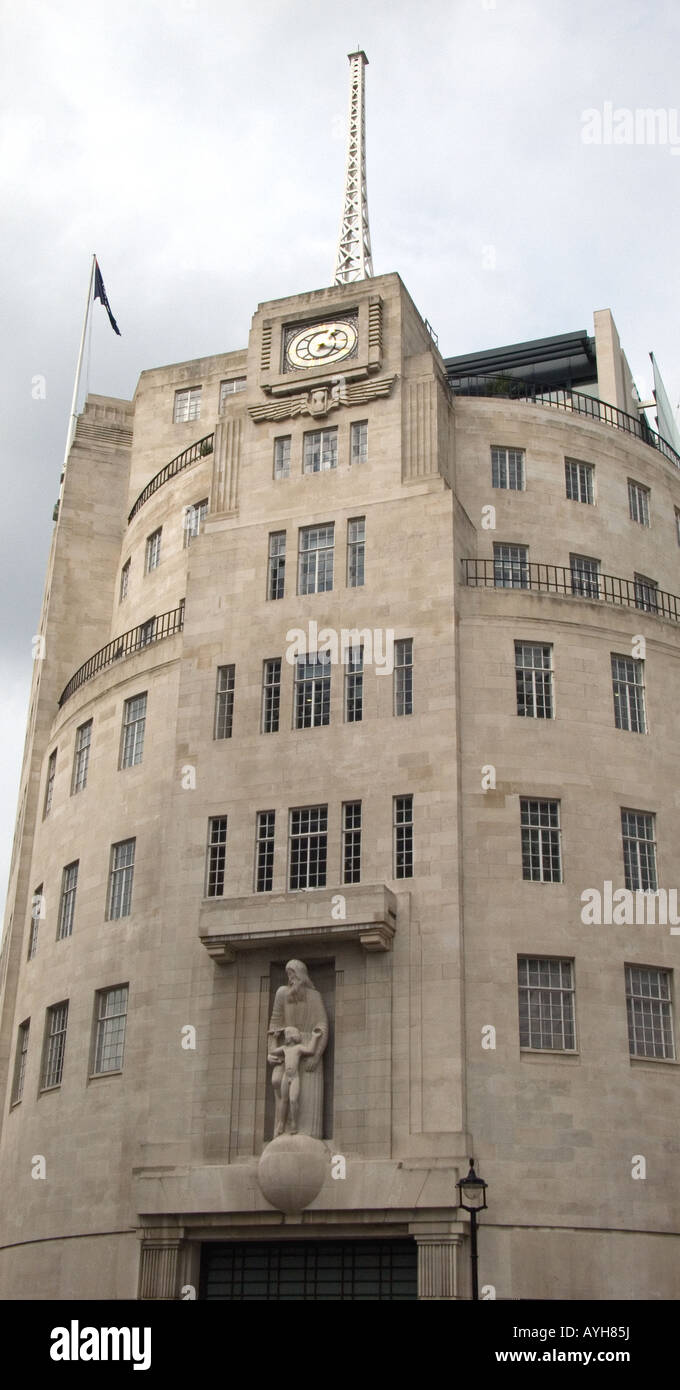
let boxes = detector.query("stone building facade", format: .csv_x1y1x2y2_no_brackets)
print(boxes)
0,271,678,1300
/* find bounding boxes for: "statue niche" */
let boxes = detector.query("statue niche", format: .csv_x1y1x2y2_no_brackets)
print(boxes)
266,960,330,1140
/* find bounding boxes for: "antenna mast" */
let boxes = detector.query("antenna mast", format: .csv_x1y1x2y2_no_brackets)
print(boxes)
334,50,374,284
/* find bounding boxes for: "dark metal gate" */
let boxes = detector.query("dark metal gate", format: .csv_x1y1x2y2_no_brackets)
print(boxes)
200,1239,417,1300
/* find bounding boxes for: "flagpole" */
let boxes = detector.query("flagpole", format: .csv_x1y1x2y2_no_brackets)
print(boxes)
61,253,96,483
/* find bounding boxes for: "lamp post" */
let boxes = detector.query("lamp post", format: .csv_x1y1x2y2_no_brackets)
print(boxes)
456,1158,488,1300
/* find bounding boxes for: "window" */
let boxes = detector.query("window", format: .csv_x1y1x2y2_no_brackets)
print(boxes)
261,658,281,734
570,553,600,599
220,377,246,406
28,886,43,960
120,693,147,768
303,428,337,473
206,817,227,897
521,798,562,882
634,572,658,614
344,644,363,723
184,498,208,546
518,958,575,1050
298,523,334,594
342,801,362,884
289,806,327,890
491,446,525,491
107,839,136,920
71,720,92,793
44,749,57,817
214,665,235,740
394,638,413,716
493,543,529,589
294,653,331,728
57,861,79,941
628,479,650,526
274,436,291,480
41,1002,68,1090
145,528,162,573
174,386,201,422
347,517,365,588
612,655,646,733
12,1020,29,1103
267,532,286,600
515,643,553,718
394,795,414,879
93,986,129,1074
139,617,156,646
255,811,275,893
565,458,594,504
625,966,674,1060
675,507,680,546
351,420,368,464
621,810,657,891
120,559,130,601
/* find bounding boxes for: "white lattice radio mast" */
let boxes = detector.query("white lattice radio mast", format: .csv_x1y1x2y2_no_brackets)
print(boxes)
334,50,374,285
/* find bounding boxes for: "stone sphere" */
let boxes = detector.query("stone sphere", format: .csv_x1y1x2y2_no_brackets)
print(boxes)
257,1135,329,1213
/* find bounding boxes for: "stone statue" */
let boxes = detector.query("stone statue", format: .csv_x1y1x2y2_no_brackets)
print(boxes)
267,960,329,1139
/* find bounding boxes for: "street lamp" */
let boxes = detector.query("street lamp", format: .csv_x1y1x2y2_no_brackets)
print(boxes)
456,1158,488,1300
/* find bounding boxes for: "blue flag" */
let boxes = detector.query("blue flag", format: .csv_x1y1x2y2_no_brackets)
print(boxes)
94,260,121,335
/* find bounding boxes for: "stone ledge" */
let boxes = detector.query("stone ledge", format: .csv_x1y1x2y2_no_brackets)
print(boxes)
199,883,399,962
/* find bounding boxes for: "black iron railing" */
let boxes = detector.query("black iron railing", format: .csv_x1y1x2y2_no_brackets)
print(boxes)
448,377,680,470
58,604,185,706
128,434,214,523
462,559,680,623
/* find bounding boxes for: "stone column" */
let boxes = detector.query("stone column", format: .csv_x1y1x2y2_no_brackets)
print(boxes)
138,1231,184,1300
411,1222,465,1300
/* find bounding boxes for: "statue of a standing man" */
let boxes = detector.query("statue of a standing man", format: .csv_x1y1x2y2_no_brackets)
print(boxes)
267,960,329,1139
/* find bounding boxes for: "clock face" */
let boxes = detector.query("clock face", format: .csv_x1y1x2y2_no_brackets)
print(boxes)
285,319,358,370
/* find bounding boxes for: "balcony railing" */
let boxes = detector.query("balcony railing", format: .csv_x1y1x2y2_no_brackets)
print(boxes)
128,434,214,523
448,377,680,470
58,604,185,706
462,559,680,623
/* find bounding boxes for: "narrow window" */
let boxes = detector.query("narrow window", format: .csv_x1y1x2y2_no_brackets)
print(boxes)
107,839,136,920
174,386,201,422
255,811,275,893
120,558,130,601
219,377,246,407
71,720,92,793
206,817,227,897
44,749,57,817
342,801,362,884
521,798,562,882
347,517,365,588
298,524,334,594
294,653,331,728
493,543,529,589
303,428,338,473
261,658,281,734
634,572,658,613
11,1020,30,1103
350,420,368,464
628,479,650,526
515,643,553,718
93,986,129,1074
274,436,291,480
214,665,235,740
491,446,525,490
344,644,363,723
41,1002,69,1090
518,958,575,1050
565,459,594,504
139,617,156,647
675,507,680,546
625,966,674,1059
183,498,208,547
394,794,414,879
289,806,327,890
57,861,79,940
570,553,600,599
120,694,147,768
145,528,162,573
268,532,286,600
621,810,657,891
394,638,413,716
28,885,43,960
611,654,646,733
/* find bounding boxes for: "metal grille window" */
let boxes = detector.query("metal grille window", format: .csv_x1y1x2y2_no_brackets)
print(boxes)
634,572,658,613
214,665,235,740
274,436,291,480
108,839,136,920
570,553,600,599
518,958,575,1050
394,794,414,879
93,986,129,1074
344,645,363,723
491,446,525,490
289,806,328,890
621,810,657,891
201,1238,418,1301
294,653,331,728
57,861,79,941
120,558,130,601
28,886,43,960
521,798,562,882
626,966,674,1060
493,543,529,589
255,811,275,893
351,419,368,464
145,528,162,573
184,498,208,546
41,1002,68,1089
121,693,147,768
44,749,57,817
347,517,365,588
12,1020,29,1103
174,386,201,422
219,377,246,406
612,655,646,733
342,801,362,884
628,479,650,526
303,428,338,473
267,532,286,600
565,458,594,504
206,817,227,897
71,720,92,793
298,524,334,594
515,643,553,718
261,658,281,734
394,638,413,716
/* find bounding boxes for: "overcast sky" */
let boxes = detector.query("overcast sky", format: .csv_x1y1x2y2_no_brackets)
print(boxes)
1,0,678,917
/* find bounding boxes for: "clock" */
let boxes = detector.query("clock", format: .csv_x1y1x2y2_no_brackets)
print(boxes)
285,318,358,370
